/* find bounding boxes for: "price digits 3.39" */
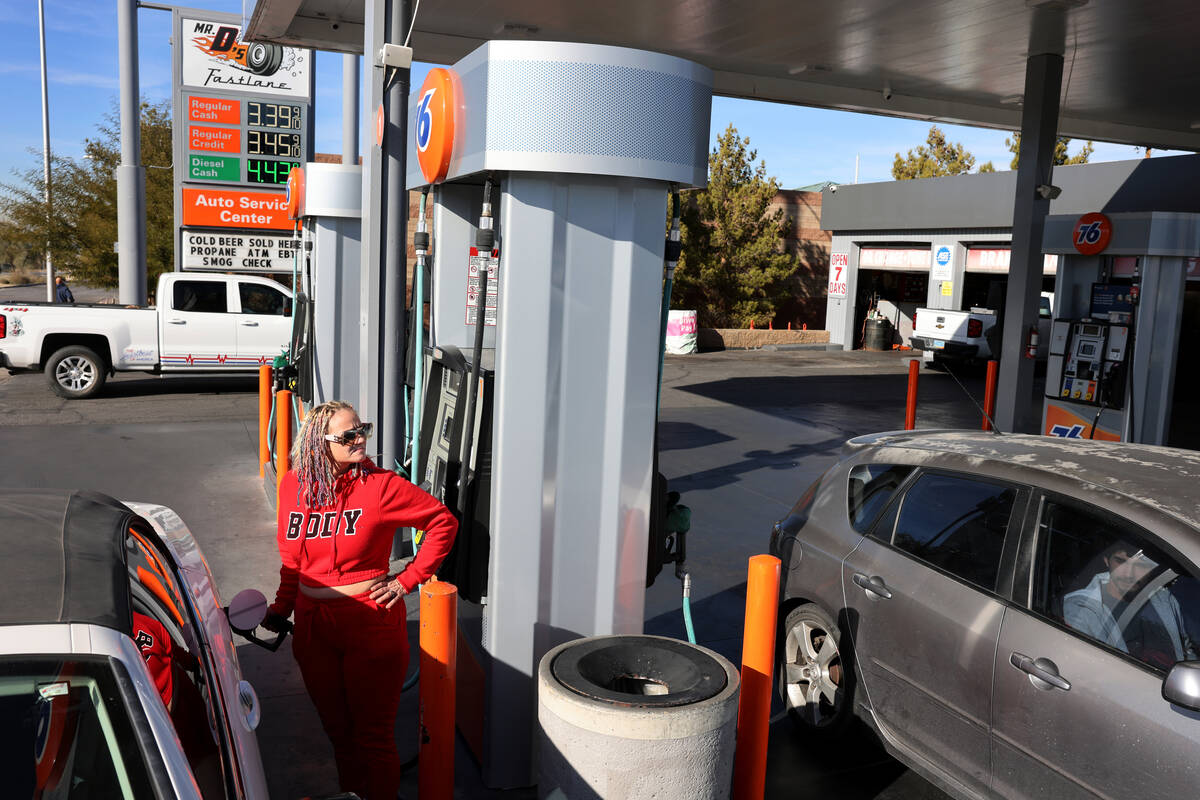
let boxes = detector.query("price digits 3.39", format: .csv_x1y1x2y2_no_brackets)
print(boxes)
247,101,302,130
246,159,300,185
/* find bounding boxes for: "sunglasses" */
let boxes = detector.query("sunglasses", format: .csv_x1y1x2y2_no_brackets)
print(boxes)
324,422,374,446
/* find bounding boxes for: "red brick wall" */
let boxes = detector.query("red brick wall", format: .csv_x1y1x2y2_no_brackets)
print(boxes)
769,189,830,329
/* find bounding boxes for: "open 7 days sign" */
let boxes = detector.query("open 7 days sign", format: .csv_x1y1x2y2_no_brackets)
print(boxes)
828,253,849,297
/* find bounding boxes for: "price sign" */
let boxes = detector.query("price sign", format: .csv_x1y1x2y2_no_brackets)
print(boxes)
181,92,309,186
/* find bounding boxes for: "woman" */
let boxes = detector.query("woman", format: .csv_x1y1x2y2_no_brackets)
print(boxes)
263,401,457,800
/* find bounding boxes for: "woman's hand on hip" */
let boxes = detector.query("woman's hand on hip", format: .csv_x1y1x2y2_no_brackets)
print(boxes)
368,575,406,609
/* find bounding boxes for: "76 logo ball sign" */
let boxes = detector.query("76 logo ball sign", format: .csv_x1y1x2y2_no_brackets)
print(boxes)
415,68,458,184
1073,212,1112,256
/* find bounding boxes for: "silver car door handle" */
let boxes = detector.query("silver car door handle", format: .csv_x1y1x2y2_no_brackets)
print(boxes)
239,320,259,326
852,572,893,599
166,318,186,324
1010,652,1071,691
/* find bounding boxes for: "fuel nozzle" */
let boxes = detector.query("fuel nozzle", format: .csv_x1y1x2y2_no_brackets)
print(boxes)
414,187,430,256
476,177,495,253
665,191,682,277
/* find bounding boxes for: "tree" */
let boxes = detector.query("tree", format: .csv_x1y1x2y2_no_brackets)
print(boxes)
673,125,801,328
1006,133,1094,169
892,126,978,179
0,100,175,289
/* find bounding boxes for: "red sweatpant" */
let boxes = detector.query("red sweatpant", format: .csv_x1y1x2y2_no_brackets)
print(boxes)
292,591,408,800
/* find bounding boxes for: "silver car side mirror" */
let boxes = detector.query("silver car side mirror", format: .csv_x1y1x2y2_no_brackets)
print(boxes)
1162,661,1200,711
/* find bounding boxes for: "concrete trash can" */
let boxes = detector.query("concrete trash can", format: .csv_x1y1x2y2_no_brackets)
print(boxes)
537,634,740,799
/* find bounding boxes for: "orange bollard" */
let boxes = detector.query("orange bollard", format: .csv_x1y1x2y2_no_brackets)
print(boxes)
802,323,807,330
258,366,272,477
787,322,792,330
905,359,919,430
420,580,457,800
982,359,999,431
749,319,755,330
769,320,773,330
275,389,293,506
733,555,781,800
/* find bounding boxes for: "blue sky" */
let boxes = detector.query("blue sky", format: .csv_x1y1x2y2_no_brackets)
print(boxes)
0,0,1185,191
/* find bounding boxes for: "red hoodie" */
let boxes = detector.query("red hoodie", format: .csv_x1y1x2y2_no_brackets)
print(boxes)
270,461,458,617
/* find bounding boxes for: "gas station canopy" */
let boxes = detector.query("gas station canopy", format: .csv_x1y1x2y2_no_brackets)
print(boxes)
245,0,1200,152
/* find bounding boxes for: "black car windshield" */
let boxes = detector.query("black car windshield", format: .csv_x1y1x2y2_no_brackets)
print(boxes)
0,655,155,799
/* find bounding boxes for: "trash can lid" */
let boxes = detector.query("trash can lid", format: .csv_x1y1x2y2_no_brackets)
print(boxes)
551,635,729,708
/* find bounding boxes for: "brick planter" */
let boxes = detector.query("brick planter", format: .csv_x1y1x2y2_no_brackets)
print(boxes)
695,328,830,350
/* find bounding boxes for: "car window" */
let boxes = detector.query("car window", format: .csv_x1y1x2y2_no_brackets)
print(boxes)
847,464,913,534
127,526,232,799
0,655,157,799
1032,500,1200,673
889,472,1016,591
239,282,289,316
173,281,228,313
1039,295,1052,318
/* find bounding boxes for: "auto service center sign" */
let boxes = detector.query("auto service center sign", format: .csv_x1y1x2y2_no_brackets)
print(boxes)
828,253,849,297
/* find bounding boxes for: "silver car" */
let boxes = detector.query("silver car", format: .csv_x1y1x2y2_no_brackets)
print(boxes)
769,430,1200,800
0,489,272,799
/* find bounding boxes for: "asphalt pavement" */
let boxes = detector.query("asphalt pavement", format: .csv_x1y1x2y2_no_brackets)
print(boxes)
0,311,1027,798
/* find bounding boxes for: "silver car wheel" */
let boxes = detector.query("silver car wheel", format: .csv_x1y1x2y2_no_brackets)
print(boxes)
783,609,844,729
55,355,96,393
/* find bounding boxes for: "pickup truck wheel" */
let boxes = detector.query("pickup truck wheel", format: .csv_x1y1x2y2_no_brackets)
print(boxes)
47,345,107,399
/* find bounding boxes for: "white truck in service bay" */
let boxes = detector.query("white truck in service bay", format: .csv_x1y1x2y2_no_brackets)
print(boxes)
911,292,1053,367
0,272,292,398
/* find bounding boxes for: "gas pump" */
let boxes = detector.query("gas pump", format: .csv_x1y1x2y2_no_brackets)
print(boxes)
1044,314,1131,439
282,163,364,408
404,41,712,787
1039,209,1200,445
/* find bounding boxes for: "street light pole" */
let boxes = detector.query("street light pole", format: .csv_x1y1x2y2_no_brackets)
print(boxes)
37,0,53,302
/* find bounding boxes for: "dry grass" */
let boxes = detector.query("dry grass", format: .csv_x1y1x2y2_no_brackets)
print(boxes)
0,270,39,287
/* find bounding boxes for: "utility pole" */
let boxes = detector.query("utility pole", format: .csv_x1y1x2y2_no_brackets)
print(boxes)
37,0,53,302
117,0,147,305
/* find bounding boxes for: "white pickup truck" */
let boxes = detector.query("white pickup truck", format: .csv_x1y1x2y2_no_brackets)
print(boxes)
0,272,292,398
912,292,1053,367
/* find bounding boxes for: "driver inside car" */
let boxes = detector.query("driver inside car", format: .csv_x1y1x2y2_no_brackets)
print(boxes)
1063,539,1197,670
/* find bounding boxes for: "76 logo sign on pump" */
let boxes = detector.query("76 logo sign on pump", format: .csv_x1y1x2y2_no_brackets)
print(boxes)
415,68,459,184
828,253,849,297
1073,212,1112,256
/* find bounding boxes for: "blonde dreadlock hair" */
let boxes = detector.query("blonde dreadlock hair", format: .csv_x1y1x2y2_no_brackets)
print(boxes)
291,400,356,509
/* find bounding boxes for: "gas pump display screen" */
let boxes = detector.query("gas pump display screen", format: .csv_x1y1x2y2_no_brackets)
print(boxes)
1082,325,1100,336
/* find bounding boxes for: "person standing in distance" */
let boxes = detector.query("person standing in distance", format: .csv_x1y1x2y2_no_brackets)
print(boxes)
262,400,457,800
55,275,74,304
